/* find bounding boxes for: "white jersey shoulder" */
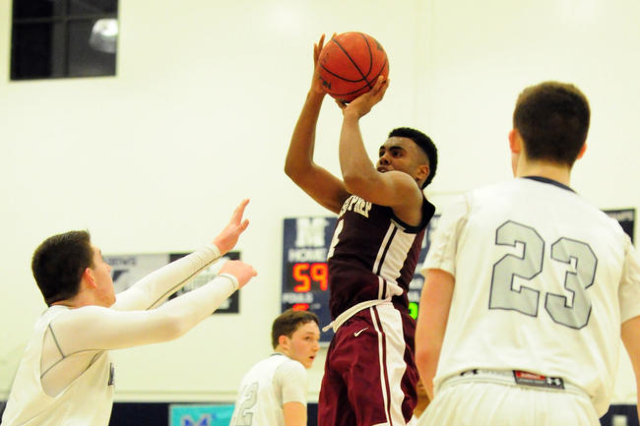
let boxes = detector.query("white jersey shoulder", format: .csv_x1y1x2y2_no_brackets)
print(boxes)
229,353,307,426
424,178,640,416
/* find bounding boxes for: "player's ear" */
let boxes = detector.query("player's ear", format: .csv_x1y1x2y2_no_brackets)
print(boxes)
416,164,430,185
82,267,97,289
509,129,522,154
576,143,587,160
278,335,289,351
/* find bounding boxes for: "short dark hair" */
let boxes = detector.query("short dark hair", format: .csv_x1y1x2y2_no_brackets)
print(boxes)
271,309,320,349
513,81,590,166
388,127,438,188
31,230,94,306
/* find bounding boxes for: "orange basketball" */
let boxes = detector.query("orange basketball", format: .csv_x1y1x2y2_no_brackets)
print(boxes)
317,32,389,103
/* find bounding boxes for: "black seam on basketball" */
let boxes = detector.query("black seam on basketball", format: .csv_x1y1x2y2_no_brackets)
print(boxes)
319,64,367,83
361,33,374,81
327,59,388,97
331,34,370,84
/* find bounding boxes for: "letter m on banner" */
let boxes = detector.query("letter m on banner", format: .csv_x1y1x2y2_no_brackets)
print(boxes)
295,218,329,247
182,415,211,426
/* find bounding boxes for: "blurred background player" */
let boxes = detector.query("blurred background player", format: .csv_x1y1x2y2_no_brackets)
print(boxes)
1,200,257,426
415,81,640,425
229,309,320,426
285,35,438,426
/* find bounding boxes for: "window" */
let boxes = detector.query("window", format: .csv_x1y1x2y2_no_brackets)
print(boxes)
11,0,118,80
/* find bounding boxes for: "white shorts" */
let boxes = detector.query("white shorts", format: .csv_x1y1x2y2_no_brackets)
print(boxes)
415,371,600,426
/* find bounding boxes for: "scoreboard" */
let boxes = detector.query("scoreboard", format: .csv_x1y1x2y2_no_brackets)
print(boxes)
281,217,336,342
281,216,440,343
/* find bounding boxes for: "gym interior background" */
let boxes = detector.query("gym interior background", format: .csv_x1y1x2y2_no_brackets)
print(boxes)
1,0,639,425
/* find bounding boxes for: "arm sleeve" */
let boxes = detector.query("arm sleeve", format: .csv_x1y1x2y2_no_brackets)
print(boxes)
620,239,640,323
275,360,308,405
111,243,221,311
50,274,238,353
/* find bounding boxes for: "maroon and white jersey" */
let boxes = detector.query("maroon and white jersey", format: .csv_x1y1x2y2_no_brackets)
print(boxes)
327,194,435,319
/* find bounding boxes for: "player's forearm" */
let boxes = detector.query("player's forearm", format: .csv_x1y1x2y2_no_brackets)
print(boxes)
285,90,325,179
57,274,240,351
152,274,238,340
112,244,221,311
283,402,307,426
339,112,377,191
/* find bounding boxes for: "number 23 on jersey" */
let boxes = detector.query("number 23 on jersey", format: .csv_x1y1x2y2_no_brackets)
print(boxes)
489,220,598,330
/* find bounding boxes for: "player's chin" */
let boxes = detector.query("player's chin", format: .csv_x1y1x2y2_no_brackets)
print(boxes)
305,357,315,368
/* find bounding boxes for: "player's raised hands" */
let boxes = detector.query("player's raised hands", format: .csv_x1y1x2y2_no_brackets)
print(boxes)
220,260,257,289
311,33,335,96
337,75,389,118
212,199,250,255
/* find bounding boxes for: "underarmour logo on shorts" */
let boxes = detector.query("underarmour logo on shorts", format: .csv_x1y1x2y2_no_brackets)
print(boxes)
354,327,368,337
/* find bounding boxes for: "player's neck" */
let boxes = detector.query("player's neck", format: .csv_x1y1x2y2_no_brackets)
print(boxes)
274,348,288,358
515,158,572,187
50,291,95,309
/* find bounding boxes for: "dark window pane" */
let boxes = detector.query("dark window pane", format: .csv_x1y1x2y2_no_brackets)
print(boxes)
13,0,64,19
67,19,116,77
11,22,66,79
69,0,117,15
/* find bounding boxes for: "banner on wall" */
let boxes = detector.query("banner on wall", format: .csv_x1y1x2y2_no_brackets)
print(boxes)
604,208,636,244
169,404,235,426
105,251,241,314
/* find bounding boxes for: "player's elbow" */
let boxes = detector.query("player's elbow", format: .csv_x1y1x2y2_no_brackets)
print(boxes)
414,345,431,370
415,339,441,375
342,172,373,195
155,312,194,342
284,160,306,184
284,161,298,180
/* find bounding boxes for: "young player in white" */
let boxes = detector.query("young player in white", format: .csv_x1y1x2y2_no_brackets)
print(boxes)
229,310,320,426
1,200,257,426
415,82,640,425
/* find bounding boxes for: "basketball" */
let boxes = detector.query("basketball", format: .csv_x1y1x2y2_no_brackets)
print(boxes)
318,32,389,103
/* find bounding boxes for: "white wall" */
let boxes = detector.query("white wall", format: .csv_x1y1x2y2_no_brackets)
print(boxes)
1,0,639,405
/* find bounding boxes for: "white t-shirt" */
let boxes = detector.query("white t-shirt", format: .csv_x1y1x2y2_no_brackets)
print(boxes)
424,177,640,416
230,353,308,426
2,243,237,426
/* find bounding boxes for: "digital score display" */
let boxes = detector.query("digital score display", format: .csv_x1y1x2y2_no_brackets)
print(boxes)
282,217,336,342
282,216,441,343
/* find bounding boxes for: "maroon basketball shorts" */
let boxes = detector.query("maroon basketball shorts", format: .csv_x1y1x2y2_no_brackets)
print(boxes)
318,303,418,426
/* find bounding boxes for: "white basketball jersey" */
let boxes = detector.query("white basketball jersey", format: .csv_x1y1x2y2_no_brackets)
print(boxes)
229,353,307,426
424,177,640,416
2,307,115,426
